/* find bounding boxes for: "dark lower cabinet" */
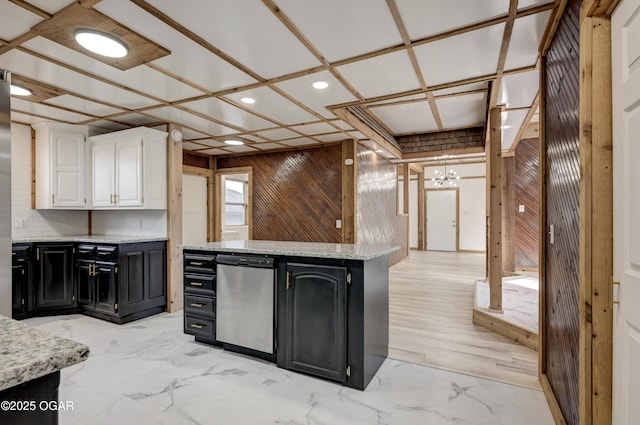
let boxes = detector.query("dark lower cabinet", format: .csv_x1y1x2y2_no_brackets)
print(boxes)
35,244,76,310
11,244,30,319
183,252,217,345
284,263,347,383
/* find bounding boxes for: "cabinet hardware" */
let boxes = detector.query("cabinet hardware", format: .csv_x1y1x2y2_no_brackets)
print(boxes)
114,303,118,311
110,194,114,204
84,198,87,204
21,299,25,306
89,264,95,276
17,258,24,262
346,366,351,377
190,261,203,266
11,252,15,255
286,271,292,289
73,248,76,254
114,194,118,204
72,295,75,302
36,248,40,261
190,323,204,329
189,282,203,287
115,266,119,274
21,269,24,276
610,277,621,309
79,250,91,254
52,194,55,205
347,272,351,285
190,303,204,308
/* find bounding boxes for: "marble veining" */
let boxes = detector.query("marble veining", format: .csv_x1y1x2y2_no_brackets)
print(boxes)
12,234,168,244
25,313,554,425
0,315,89,391
180,240,400,260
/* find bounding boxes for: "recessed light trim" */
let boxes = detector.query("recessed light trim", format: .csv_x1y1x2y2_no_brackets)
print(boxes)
74,29,129,58
240,97,256,104
312,81,329,90
224,139,245,146
10,84,32,96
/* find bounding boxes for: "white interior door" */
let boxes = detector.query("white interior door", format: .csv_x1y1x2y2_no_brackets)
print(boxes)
182,174,208,245
426,189,457,251
613,1,640,423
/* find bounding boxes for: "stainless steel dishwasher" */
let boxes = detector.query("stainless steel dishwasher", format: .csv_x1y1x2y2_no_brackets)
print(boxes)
216,254,276,354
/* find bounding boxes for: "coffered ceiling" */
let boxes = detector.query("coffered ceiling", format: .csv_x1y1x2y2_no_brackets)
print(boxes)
0,0,555,158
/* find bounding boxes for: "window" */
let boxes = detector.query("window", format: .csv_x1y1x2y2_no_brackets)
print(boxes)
224,178,247,226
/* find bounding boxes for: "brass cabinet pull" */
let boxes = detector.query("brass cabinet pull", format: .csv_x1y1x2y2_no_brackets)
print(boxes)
110,194,114,204
190,303,204,308
78,250,91,254
189,281,204,287
190,261,203,266
190,323,204,329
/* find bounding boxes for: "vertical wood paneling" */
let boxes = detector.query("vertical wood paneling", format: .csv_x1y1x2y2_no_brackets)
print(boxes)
217,146,342,243
356,145,408,265
543,1,581,424
515,138,540,269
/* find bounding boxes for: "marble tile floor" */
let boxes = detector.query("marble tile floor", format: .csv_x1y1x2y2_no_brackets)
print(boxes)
24,313,554,425
475,276,539,333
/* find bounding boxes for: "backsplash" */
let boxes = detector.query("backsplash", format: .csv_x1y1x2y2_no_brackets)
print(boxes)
91,210,166,237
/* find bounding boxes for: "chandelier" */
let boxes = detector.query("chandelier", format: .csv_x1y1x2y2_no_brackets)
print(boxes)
432,158,460,187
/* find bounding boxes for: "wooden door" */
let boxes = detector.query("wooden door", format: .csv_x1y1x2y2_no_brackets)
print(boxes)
285,263,347,383
114,138,143,207
92,142,114,207
426,189,457,251
612,1,640,423
51,131,85,207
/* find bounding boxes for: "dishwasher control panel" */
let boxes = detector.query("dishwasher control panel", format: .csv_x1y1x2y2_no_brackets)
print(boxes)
216,254,275,269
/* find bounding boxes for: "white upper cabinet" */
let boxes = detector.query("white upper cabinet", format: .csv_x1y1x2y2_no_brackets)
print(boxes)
33,122,90,209
89,127,167,210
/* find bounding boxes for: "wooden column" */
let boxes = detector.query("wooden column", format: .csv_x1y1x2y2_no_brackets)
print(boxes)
502,154,516,273
402,163,410,216
208,156,216,242
341,140,356,243
487,107,503,312
417,170,425,250
166,124,183,313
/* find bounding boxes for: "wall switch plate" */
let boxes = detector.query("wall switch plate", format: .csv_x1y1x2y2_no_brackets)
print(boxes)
14,218,27,228
519,205,526,213
336,219,342,229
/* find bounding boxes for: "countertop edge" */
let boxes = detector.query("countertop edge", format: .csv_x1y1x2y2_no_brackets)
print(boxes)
12,235,168,244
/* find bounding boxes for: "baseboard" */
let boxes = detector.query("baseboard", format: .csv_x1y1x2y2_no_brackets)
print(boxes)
457,249,486,253
540,373,568,425
472,308,538,351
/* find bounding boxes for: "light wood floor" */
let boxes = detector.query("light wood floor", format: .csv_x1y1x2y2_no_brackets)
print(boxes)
388,250,541,390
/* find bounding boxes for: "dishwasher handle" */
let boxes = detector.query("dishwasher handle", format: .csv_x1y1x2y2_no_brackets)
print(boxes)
216,254,275,269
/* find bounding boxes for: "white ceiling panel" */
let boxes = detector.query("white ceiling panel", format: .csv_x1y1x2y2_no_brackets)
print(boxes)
112,114,162,127
499,70,539,108
255,127,301,141
44,95,124,117
275,71,357,118
87,121,131,133
22,37,204,102
367,94,426,107
145,0,320,78
224,87,317,125
223,145,258,153
10,111,47,125
229,134,267,143
253,143,284,150
181,142,208,151
274,0,402,62
415,23,505,86
0,50,160,110
314,133,350,142
0,2,43,40
336,50,420,99
433,82,489,97
329,120,354,130
198,148,229,156
501,109,529,150
436,92,487,128
396,0,509,40
518,0,554,10
195,139,227,148
370,101,438,135
290,121,339,135
348,131,367,139
11,98,93,123
504,11,551,71
95,0,257,92
181,98,274,131
280,138,320,147
145,106,237,136
23,0,75,14
180,128,209,140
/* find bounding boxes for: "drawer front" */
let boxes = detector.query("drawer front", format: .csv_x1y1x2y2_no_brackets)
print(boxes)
12,245,31,263
96,246,118,262
185,294,215,318
184,273,215,294
184,314,215,340
76,244,96,260
184,254,216,273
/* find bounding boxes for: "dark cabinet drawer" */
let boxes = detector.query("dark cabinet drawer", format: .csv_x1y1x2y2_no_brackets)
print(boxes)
184,254,216,273
12,245,30,263
184,314,215,342
76,244,96,260
96,246,118,262
184,273,215,294
185,294,215,318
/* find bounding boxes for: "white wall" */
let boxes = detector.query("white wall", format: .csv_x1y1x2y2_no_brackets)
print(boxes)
91,210,166,236
11,123,88,238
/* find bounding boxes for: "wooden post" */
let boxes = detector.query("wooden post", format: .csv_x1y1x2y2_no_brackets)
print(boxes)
166,124,183,313
502,155,516,273
488,107,503,312
208,156,216,242
341,140,356,244
417,170,425,250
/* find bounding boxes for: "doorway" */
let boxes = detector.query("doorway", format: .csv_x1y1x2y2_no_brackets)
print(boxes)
216,168,253,241
426,189,458,251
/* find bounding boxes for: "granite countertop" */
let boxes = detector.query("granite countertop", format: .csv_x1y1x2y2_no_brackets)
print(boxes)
12,234,168,244
0,315,89,391
180,240,400,260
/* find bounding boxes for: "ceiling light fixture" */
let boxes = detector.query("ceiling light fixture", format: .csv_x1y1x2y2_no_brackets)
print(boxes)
74,29,129,58
10,84,32,96
432,157,460,187
240,97,256,104
312,81,329,89
224,139,245,146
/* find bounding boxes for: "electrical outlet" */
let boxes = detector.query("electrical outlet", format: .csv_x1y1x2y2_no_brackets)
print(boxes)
518,205,526,213
336,219,342,229
14,218,27,228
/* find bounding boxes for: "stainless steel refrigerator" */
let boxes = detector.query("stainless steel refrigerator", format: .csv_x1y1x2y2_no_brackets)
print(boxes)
0,70,12,317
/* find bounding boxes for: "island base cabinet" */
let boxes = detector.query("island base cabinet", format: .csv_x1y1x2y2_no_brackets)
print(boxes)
284,263,347,384
0,371,60,425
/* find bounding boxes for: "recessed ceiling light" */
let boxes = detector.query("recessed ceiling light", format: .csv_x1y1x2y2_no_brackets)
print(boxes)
240,97,256,104
74,29,129,58
224,139,245,146
312,81,329,90
10,84,32,96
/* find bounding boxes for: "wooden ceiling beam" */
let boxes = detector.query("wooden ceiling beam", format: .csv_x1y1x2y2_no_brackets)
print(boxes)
333,108,402,159
582,0,620,17
509,92,540,153
8,0,51,19
402,146,486,161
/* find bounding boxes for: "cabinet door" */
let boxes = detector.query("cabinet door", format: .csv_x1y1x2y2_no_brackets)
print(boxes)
51,131,86,208
95,263,118,314
92,142,115,208
76,260,93,308
285,263,347,383
115,138,143,207
36,245,75,309
12,264,27,315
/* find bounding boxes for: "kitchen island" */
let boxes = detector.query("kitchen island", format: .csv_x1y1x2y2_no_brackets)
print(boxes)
0,315,89,424
181,240,399,390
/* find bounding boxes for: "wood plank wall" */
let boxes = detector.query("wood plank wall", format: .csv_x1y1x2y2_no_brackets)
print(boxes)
515,137,539,269
217,145,342,243
356,145,408,265
543,1,582,424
